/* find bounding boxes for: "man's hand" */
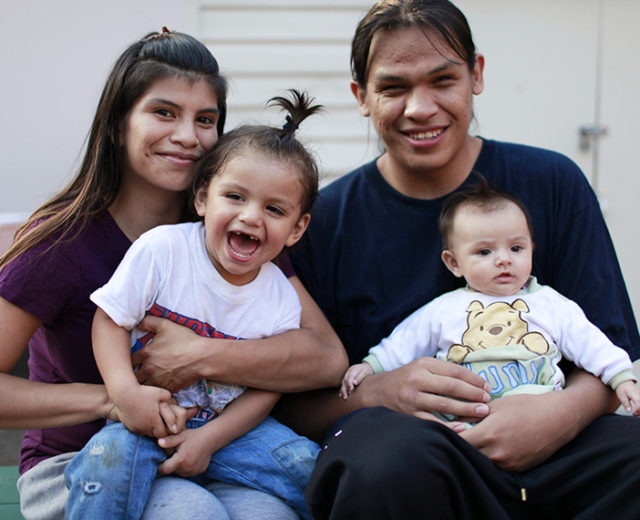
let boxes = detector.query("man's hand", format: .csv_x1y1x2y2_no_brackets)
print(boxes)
132,315,207,392
354,356,491,421
460,370,618,471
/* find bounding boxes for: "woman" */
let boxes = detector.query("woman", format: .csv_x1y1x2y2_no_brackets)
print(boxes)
286,1,640,518
0,28,346,520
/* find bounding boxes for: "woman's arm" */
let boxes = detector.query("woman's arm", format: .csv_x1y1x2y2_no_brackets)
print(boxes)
132,276,349,393
0,296,114,428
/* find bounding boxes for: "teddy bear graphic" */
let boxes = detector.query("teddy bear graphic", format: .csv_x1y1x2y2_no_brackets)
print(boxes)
447,299,550,364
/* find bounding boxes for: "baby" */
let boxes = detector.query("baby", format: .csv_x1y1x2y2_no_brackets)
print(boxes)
340,181,640,417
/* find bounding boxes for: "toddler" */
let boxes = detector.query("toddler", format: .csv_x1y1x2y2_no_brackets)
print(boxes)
66,90,322,519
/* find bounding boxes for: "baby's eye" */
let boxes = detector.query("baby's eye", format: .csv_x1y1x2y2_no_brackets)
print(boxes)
478,249,491,256
511,245,522,252
226,193,243,201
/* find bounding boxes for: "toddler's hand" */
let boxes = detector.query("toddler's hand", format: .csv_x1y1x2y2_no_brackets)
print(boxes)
339,362,374,399
157,428,216,477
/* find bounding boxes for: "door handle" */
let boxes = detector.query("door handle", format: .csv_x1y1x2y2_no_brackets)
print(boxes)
579,124,608,151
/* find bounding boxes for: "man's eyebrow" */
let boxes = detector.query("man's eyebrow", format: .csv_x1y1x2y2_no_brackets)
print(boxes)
372,63,456,82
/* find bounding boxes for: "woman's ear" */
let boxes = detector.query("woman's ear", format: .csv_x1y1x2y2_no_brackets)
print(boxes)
441,250,463,278
194,186,208,217
285,213,311,247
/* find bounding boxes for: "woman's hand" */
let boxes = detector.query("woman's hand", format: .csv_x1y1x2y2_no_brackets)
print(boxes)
111,383,174,438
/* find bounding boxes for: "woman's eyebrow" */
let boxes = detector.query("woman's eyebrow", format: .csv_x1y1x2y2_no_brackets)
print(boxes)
145,98,219,114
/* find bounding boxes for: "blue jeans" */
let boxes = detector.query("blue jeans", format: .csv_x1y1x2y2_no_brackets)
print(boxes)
64,417,319,520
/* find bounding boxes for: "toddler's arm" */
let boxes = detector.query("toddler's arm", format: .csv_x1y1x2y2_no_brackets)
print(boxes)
157,388,280,477
339,362,374,399
615,380,640,415
92,307,175,437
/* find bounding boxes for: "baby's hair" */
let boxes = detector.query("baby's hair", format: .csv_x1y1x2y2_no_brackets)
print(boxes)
438,174,534,250
192,89,323,216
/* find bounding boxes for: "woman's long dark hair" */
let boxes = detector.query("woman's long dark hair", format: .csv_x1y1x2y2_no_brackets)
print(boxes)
0,29,227,269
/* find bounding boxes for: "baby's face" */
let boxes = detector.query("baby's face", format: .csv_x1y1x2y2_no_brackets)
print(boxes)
444,202,533,296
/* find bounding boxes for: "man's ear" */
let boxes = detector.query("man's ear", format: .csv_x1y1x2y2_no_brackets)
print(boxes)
471,53,485,95
194,186,208,217
350,80,370,117
285,213,311,247
441,250,463,278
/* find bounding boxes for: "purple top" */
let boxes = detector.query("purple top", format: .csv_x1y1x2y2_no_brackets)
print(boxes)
0,212,131,473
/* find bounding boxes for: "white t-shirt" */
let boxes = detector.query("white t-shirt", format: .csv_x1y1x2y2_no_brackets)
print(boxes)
91,221,300,414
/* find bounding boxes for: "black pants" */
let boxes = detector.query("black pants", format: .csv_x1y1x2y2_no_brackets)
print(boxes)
306,407,640,519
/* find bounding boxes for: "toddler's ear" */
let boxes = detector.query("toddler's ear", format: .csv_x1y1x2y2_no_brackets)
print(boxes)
441,250,463,278
285,213,311,247
193,186,208,217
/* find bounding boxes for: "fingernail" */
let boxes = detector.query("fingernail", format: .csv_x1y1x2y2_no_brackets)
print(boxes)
171,424,177,433
476,404,489,415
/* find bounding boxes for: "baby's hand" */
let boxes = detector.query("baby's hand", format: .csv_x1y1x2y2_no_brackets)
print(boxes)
615,380,640,415
339,362,374,399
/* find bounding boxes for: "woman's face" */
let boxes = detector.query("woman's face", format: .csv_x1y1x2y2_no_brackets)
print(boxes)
120,75,220,197
352,26,484,185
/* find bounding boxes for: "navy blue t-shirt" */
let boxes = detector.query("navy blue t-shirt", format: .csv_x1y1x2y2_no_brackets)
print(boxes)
290,139,640,364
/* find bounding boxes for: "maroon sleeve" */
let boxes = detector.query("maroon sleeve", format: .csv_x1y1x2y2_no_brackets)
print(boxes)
276,252,296,278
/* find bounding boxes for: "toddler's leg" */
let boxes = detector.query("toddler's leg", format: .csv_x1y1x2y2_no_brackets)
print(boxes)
201,416,319,520
64,422,165,519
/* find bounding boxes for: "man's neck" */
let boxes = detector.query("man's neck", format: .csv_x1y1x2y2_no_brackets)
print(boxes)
377,136,483,200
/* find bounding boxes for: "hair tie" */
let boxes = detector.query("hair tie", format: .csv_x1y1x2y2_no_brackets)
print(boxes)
282,115,298,134
142,27,172,43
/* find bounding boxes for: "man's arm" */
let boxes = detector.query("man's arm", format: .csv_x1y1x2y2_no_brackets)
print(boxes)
460,369,619,471
132,276,348,394
276,356,491,442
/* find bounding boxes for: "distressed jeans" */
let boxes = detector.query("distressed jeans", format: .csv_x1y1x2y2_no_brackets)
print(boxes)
64,417,319,520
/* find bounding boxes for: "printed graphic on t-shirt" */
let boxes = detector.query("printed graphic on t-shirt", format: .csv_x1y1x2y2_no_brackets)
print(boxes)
447,299,555,398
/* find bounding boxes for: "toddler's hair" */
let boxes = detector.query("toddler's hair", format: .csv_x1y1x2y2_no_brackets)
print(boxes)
438,174,534,250
193,89,323,216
